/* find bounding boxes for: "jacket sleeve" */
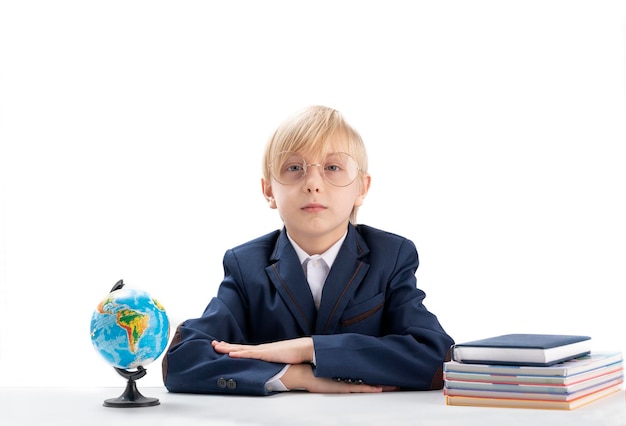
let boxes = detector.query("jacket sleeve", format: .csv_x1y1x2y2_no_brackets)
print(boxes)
162,252,285,396
311,239,454,390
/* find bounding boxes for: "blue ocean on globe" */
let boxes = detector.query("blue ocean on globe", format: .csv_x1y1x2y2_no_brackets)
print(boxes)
90,288,170,370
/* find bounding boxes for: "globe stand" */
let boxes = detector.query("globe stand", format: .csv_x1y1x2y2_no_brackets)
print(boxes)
103,366,160,408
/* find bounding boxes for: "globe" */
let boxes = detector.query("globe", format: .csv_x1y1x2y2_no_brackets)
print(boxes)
90,286,170,370
89,280,170,407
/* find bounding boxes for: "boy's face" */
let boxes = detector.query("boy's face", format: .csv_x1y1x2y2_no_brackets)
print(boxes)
262,145,370,254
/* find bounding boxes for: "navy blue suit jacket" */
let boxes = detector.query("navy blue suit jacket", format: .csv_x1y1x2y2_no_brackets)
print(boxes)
162,224,454,395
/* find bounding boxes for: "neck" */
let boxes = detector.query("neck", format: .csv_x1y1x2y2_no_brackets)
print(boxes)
287,224,349,256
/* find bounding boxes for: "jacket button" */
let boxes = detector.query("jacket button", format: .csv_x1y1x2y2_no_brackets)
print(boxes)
217,378,227,388
226,379,237,390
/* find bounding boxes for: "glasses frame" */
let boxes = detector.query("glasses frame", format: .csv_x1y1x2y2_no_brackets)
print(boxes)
269,151,361,187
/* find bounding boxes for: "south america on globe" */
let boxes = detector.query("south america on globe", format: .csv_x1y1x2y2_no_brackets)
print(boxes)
90,284,170,370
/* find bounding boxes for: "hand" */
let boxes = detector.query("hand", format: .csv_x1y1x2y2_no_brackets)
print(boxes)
211,337,314,365
281,364,398,393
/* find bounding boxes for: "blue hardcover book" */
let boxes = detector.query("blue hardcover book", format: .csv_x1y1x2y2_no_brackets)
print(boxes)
452,334,592,366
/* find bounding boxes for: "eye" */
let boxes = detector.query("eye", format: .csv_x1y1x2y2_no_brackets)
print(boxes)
282,155,305,173
325,164,341,172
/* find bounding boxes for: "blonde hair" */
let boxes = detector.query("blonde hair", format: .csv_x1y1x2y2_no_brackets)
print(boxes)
263,106,369,223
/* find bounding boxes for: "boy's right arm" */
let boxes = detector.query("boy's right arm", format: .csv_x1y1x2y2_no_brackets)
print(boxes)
162,298,286,396
211,337,394,393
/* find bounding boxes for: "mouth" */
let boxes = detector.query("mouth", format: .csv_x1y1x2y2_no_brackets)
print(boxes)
301,203,327,213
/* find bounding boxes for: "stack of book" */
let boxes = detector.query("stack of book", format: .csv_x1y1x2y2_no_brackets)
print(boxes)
444,334,623,410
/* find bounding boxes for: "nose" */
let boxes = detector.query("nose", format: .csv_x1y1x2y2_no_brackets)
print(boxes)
304,163,324,193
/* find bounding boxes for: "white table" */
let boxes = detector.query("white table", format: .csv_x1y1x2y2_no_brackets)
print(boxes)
1,386,624,425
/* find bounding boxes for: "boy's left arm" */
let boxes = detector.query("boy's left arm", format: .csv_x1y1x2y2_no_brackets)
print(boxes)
309,237,454,390
312,327,452,390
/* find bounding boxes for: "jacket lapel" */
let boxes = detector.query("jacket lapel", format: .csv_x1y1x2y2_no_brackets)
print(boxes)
265,229,316,335
315,225,370,334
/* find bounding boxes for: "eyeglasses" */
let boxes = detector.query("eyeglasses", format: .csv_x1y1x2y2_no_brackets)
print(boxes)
269,151,361,187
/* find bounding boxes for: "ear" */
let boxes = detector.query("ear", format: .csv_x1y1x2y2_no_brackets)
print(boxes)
261,178,277,209
354,173,371,207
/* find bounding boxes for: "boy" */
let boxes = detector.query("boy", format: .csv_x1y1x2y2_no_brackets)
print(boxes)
162,106,454,395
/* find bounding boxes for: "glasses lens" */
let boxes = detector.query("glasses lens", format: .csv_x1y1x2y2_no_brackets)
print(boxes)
270,152,360,187
271,152,305,185
322,152,359,187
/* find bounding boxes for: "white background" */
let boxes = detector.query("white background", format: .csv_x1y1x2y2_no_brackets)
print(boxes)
1,1,624,388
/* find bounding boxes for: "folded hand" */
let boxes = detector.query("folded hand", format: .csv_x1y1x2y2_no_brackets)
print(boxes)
211,337,314,365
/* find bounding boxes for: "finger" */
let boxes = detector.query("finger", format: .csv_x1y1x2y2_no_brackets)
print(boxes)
381,386,400,392
227,349,266,360
212,341,246,354
213,341,246,351
347,384,383,393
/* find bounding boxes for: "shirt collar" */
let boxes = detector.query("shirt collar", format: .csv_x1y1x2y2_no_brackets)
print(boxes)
287,231,347,270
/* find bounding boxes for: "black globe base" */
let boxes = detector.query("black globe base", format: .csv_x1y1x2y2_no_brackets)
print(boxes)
104,366,160,408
